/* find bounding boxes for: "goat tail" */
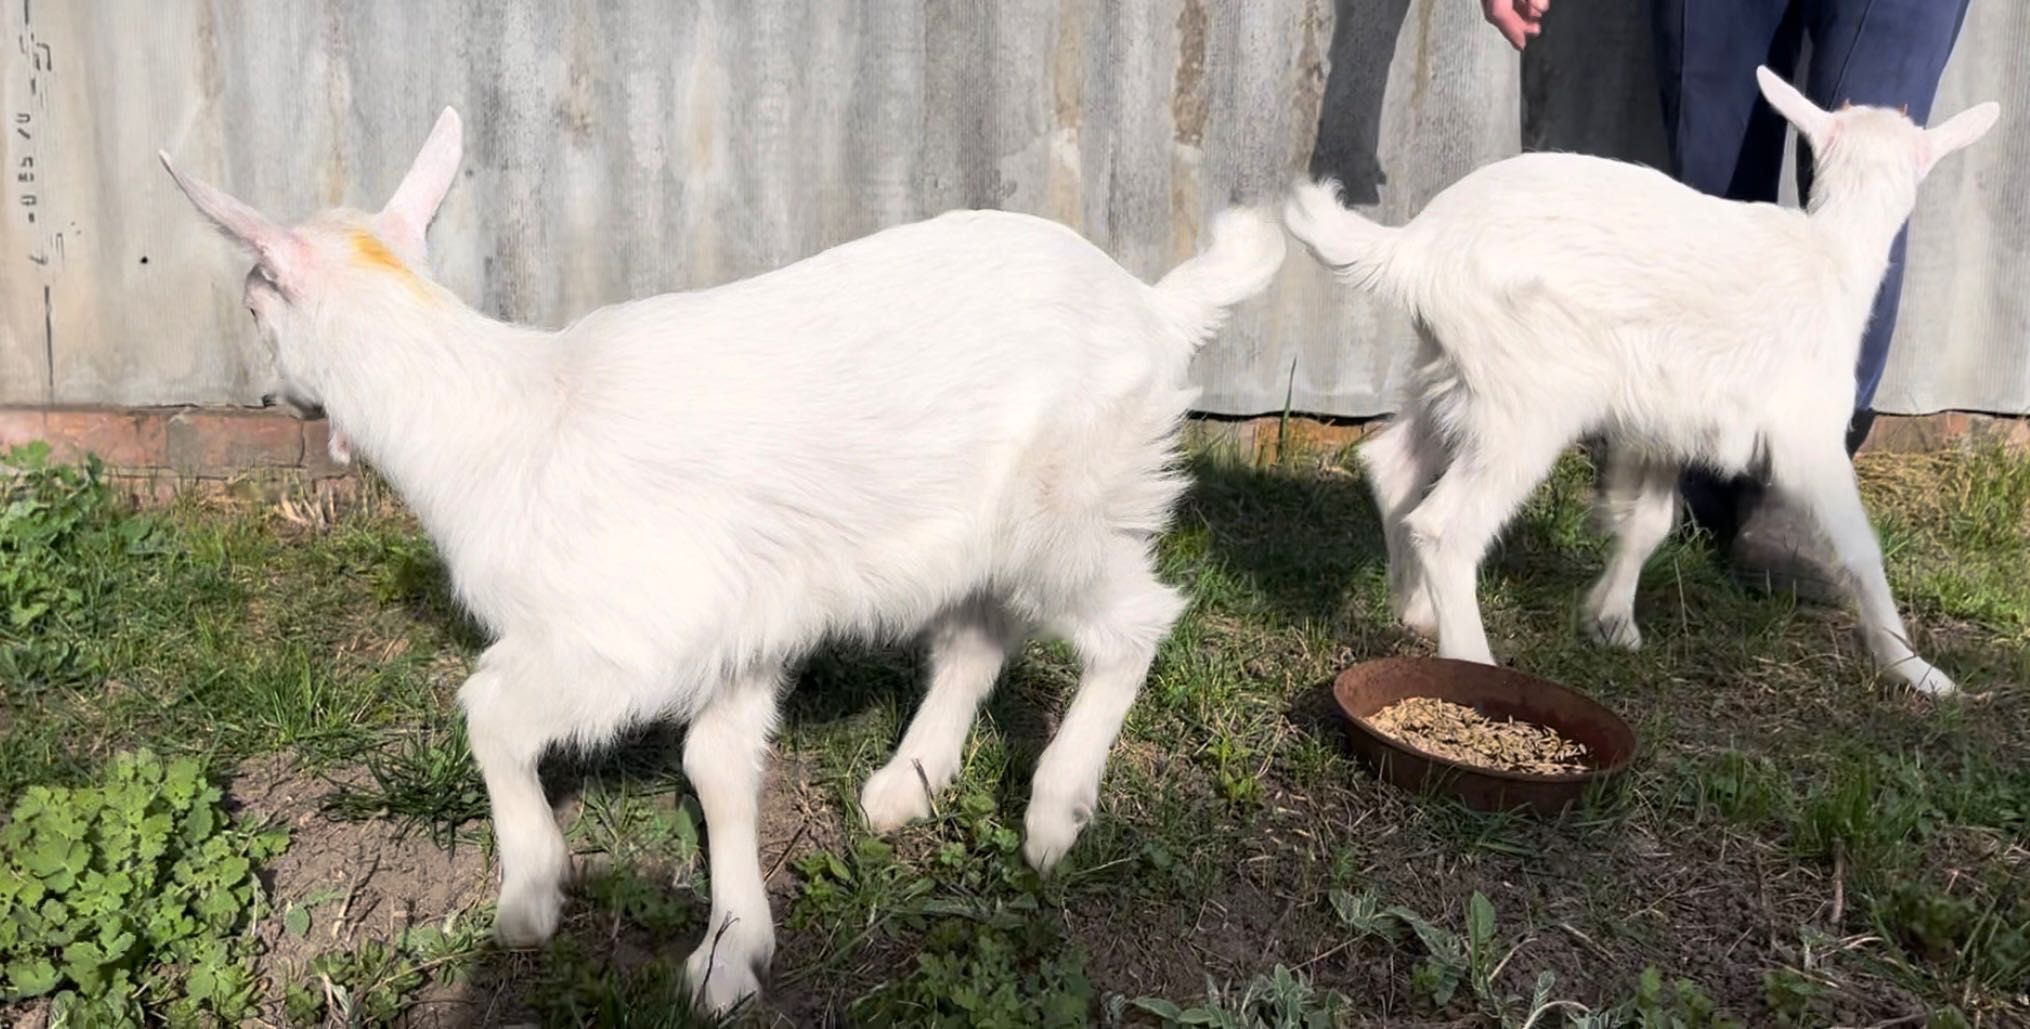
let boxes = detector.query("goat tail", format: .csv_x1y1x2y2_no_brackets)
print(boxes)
1153,205,1287,347
1282,178,1408,302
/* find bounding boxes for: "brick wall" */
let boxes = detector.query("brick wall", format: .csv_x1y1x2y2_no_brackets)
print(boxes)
0,407,352,480
2,406,2025,502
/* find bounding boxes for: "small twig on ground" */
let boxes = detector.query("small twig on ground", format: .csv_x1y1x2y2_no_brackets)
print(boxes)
333,852,384,942
319,972,344,1021
1754,850,1779,953
1296,938,1355,971
1556,922,1614,962
911,758,939,822
691,913,740,1003
1489,936,1534,985
762,821,810,885
1830,840,1847,925
1521,1000,1592,1029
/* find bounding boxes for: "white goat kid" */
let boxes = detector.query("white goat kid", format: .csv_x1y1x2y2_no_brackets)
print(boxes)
161,109,1284,1013
1284,67,1998,697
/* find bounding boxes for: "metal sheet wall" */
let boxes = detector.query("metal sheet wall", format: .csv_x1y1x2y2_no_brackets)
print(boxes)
3,1,2022,416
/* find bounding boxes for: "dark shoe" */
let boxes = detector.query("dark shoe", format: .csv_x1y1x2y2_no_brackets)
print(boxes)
1680,466,1762,552
1727,494,1847,605
1727,408,1872,603
1846,409,1877,456
1679,467,1751,549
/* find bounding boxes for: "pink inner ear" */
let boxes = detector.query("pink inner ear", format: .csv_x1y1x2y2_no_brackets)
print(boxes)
259,234,317,300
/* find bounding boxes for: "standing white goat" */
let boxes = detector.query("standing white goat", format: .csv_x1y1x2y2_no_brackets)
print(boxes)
160,110,1284,1012
1284,67,1998,697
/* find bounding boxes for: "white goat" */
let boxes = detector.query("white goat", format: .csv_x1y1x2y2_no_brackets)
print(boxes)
160,110,1285,1012
1284,67,1997,697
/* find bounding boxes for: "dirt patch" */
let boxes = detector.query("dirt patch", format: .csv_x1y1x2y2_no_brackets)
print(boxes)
1150,759,1938,1025
229,755,493,1025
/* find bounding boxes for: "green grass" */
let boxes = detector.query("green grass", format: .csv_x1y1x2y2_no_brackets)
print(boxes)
1,438,2026,1026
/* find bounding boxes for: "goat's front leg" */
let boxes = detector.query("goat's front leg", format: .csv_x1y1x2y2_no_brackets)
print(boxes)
460,649,572,948
683,667,784,1014
1776,448,1955,695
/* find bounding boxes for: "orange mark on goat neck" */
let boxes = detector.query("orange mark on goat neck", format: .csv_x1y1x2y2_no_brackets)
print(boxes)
349,231,435,302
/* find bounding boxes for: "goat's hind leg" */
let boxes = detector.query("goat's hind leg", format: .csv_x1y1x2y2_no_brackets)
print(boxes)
1583,446,1678,650
1024,544,1185,872
862,598,1025,831
1403,428,1567,665
1359,404,1446,636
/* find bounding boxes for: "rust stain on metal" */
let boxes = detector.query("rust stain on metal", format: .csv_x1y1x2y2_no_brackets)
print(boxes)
1045,0,1086,228
1411,0,1434,110
1168,153,1200,265
43,286,54,403
194,1,224,103
318,4,354,207
1171,0,1208,147
556,19,599,144
1052,0,1084,129
1289,0,1328,172
1167,0,1209,261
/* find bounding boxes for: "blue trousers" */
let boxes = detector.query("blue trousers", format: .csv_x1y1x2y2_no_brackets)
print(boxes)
1650,0,1972,417
1651,0,1971,544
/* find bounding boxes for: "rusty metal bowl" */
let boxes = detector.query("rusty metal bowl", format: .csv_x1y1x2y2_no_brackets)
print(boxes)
1331,656,1637,815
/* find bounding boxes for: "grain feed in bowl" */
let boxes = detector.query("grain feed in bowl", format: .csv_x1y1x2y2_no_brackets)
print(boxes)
1366,696,1590,775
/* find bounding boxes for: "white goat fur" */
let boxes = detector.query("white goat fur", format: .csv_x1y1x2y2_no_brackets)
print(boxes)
160,109,1285,1012
1284,67,1998,697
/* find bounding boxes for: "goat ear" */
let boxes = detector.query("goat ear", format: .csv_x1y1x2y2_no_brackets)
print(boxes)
1919,102,2000,176
158,151,309,296
1756,66,1830,143
377,107,463,260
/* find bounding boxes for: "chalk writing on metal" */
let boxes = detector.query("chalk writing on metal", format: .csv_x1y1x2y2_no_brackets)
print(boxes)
14,0,52,260
14,0,58,399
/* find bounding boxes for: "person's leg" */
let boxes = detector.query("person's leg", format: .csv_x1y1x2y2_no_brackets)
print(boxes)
1650,0,1801,549
1725,0,1975,600
1798,0,1974,428
1651,0,1800,197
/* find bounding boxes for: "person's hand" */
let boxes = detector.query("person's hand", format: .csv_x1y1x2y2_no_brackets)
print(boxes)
1481,0,1549,50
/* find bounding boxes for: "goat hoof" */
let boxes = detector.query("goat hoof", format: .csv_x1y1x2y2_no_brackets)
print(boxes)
493,881,563,949
1588,612,1643,651
860,760,937,832
1396,594,1438,640
1892,661,1956,698
685,925,771,1015
1022,793,1090,873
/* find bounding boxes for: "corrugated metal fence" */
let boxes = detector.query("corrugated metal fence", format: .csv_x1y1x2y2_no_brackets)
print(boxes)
4,0,2025,417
